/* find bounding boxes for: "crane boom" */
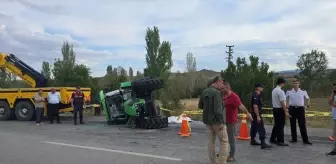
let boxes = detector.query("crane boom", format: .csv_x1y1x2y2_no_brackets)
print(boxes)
0,52,48,88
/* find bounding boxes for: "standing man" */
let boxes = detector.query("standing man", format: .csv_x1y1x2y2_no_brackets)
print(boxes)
47,87,61,124
250,83,273,149
326,83,336,156
72,86,85,125
286,79,312,144
198,76,228,164
34,89,45,126
270,77,291,146
222,82,252,162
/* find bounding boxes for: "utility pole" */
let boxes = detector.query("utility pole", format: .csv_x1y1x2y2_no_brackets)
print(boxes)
226,45,234,66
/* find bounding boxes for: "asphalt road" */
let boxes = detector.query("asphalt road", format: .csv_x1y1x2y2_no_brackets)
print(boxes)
0,116,335,164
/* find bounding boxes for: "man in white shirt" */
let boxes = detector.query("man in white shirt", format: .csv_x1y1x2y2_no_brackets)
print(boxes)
326,83,336,156
270,77,291,146
47,87,61,124
286,79,312,145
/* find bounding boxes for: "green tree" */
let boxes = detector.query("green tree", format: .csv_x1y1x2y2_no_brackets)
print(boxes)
144,26,173,81
106,65,113,75
186,52,197,98
52,41,92,87
118,66,128,84
144,26,173,100
112,68,118,76
186,52,196,72
100,65,129,91
0,68,10,88
136,71,143,79
41,61,51,80
128,67,134,80
161,73,187,110
221,55,273,107
118,66,127,77
100,65,118,90
297,49,329,96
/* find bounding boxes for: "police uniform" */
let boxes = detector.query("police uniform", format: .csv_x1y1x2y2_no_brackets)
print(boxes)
250,83,272,149
72,88,85,125
286,88,312,144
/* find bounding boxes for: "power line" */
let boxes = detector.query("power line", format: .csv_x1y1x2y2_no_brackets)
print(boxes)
226,45,234,66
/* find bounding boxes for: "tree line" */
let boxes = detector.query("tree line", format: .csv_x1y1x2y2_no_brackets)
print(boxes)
0,26,334,110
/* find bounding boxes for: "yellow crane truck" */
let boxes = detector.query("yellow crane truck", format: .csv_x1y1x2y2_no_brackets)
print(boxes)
0,53,91,121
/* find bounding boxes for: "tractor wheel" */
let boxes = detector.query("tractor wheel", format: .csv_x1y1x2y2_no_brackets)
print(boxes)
0,101,11,121
14,101,35,121
131,77,164,90
135,116,168,129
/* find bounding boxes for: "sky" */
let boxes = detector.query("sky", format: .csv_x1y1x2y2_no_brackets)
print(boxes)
1,0,336,77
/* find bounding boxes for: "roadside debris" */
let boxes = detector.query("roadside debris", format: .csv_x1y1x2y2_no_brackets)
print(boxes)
168,114,193,124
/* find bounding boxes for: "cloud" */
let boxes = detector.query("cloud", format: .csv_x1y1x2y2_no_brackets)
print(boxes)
0,0,336,77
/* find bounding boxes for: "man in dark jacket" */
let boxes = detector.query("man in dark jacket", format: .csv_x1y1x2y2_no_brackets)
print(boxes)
71,86,85,125
199,76,228,164
250,83,272,149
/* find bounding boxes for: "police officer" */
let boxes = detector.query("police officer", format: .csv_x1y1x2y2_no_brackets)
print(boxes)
286,79,312,144
250,83,272,149
71,86,85,125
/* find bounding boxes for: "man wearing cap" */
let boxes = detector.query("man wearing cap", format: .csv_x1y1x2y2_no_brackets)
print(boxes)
270,77,291,146
71,86,85,125
250,83,272,149
286,79,312,145
47,87,61,124
199,76,228,164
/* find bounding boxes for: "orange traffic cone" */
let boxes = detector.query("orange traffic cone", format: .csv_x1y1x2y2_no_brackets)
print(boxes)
236,114,251,140
178,114,191,137
329,136,335,141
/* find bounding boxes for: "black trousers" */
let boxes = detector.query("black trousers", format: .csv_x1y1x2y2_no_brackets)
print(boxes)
35,107,44,123
94,107,101,116
289,106,309,142
250,113,266,141
270,108,285,143
73,105,84,122
47,103,60,123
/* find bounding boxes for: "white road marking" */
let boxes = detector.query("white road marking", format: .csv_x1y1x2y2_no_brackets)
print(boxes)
43,141,182,161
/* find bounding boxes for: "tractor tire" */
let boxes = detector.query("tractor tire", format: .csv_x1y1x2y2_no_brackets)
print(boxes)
14,101,35,121
132,77,164,90
135,116,168,129
0,101,11,121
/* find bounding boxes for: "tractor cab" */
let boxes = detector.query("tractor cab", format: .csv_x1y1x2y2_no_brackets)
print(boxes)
120,81,132,101
103,89,126,122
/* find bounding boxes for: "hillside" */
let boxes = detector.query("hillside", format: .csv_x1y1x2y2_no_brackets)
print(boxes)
277,70,300,77
170,69,220,78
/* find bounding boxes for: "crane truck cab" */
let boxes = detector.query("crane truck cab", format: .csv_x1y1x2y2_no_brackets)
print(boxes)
0,53,91,121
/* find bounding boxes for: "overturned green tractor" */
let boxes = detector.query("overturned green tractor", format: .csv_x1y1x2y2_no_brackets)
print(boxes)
99,77,168,129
